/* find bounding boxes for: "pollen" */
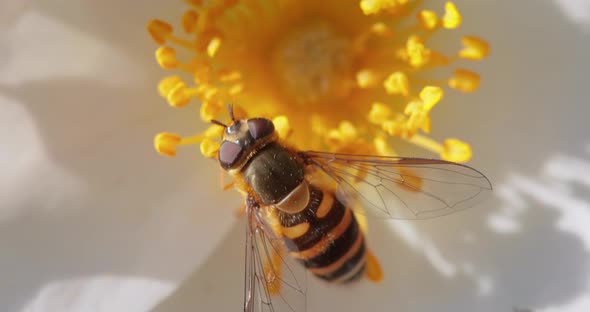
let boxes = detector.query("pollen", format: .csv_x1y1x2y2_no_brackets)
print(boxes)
148,0,488,163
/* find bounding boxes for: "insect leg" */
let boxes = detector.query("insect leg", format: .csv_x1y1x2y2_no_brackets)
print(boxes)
365,248,383,282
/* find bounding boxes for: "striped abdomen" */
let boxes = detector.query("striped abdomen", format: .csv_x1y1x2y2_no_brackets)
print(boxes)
277,185,367,282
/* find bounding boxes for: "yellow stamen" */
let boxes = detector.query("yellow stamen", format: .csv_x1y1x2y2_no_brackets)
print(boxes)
166,81,191,107
419,86,443,112
448,69,480,92
200,99,223,121
383,72,410,96
155,46,178,69
181,10,199,33
417,10,438,30
368,102,393,125
442,2,462,29
408,134,443,155
200,137,220,158
157,76,184,97
154,132,182,157
371,22,392,36
272,115,291,140
148,0,487,163
373,136,397,156
147,19,173,45
441,138,472,162
406,35,430,67
360,0,407,15
459,36,490,60
356,69,380,89
207,37,222,57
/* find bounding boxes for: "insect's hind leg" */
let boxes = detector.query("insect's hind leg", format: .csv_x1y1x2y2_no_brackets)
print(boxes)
263,240,285,295
365,248,383,282
352,208,383,282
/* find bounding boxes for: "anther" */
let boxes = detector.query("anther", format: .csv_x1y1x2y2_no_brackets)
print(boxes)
167,82,191,107
147,19,173,45
417,10,438,30
368,102,393,124
442,2,462,29
154,133,182,157
441,138,472,162
207,37,222,57
459,36,490,60
356,69,379,89
406,36,430,67
419,86,443,111
156,46,178,69
448,69,480,92
158,76,184,97
383,72,410,96
182,10,199,33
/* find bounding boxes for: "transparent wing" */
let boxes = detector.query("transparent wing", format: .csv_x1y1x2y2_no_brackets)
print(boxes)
300,151,492,220
244,196,307,312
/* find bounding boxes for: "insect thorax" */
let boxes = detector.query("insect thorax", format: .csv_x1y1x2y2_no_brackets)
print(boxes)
243,142,305,207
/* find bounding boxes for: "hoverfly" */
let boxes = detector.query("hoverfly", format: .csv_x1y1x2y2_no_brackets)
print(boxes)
212,106,491,312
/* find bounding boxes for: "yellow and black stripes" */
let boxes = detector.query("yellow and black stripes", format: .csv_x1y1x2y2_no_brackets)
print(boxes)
277,185,367,283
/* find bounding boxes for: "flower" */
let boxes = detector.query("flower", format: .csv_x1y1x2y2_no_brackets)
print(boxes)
148,0,488,162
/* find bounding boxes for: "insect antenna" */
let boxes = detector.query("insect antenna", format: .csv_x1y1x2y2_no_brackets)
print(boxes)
228,103,236,121
211,119,228,128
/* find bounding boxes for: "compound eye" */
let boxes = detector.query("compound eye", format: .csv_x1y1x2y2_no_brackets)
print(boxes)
247,118,275,140
218,141,243,169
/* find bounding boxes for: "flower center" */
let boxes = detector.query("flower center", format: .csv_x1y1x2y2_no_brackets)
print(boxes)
271,21,355,106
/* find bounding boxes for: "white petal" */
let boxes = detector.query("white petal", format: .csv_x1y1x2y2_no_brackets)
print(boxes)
553,0,590,30
22,276,175,312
